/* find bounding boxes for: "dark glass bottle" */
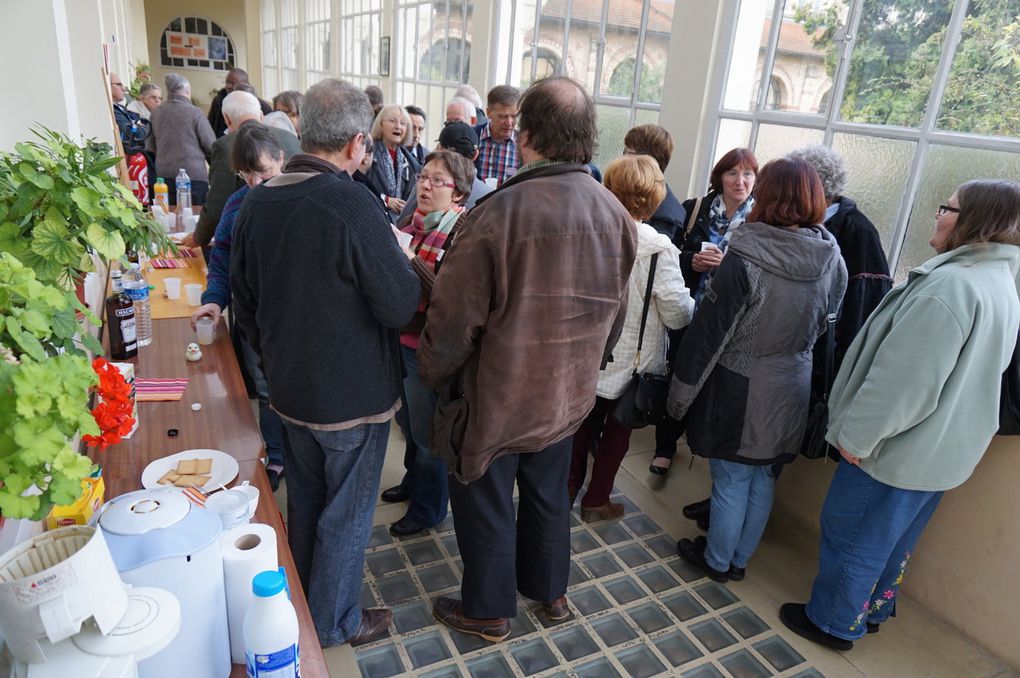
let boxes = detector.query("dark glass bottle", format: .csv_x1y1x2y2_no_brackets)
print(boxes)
106,270,138,360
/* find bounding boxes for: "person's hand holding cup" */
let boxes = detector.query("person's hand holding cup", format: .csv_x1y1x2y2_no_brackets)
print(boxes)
692,242,724,273
190,303,222,331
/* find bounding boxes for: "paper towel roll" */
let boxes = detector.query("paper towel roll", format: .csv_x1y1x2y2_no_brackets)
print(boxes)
221,522,278,664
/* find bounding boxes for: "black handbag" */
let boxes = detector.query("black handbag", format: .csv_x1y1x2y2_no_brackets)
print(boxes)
801,292,838,459
998,329,1020,435
613,254,670,429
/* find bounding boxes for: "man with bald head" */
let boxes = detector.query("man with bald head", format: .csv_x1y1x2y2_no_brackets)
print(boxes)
208,68,271,136
419,76,637,641
110,72,138,140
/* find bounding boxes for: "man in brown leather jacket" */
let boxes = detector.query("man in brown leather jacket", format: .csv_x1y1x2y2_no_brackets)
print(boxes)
419,76,637,641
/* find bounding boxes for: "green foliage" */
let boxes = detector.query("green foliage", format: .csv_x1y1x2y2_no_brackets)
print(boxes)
128,62,152,99
0,126,171,289
0,254,99,520
796,0,1020,136
606,59,666,104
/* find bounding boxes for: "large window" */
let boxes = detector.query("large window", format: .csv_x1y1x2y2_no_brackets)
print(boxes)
338,0,382,90
496,0,675,170
159,16,236,71
710,0,1020,280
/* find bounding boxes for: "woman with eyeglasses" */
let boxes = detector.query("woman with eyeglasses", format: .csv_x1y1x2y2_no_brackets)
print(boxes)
365,104,422,219
385,149,477,537
781,180,1020,651
190,122,289,491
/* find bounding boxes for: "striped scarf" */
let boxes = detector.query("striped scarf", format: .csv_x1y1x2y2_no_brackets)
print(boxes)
402,205,464,273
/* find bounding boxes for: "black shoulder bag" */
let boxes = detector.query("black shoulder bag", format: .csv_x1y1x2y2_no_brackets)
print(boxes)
800,292,838,459
998,328,1020,435
613,254,672,429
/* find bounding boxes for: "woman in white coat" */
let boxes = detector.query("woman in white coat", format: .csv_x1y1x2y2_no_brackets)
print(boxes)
568,154,695,522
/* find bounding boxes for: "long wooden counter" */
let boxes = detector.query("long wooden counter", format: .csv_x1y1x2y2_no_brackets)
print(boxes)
94,314,328,677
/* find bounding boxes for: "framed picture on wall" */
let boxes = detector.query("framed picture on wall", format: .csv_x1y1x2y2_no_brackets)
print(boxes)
379,36,391,77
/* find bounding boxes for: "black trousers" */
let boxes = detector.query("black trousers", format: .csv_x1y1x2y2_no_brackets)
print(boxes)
449,436,572,619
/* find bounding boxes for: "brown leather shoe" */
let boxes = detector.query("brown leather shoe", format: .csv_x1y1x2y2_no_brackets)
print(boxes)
433,596,511,642
581,501,624,523
347,608,393,645
542,596,572,622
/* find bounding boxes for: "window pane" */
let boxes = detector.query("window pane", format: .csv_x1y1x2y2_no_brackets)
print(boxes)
536,0,597,93
766,1,846,114
831,132,915,250
594,105,631,172
637,1,673,104
634,108,659,126
894,145,1020,280
511,0,540,89
937,3,1020,137
753,123,823,164
713,118,752,167
839,0,953,127
602,0,648,98
722,0,774,111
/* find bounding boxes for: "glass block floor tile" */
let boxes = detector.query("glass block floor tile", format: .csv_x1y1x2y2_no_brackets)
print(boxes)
616,644,668,678
420,665,464,678
575,656,624,678
356,643,405,678
627,602,673,634
509,637,558,676
377,571,419,606
604,576,646,605
441,533,460,557
790,669,826,678
405,630,452,670
719,649,771,678
367,548,406,577
683,662,726,678
623,513,661,537
572,586,614,616
593,521,633,545
435,514,456,533
754,635,806,672
392,600,433,634
613,543,655,568
404,539,445,566
449,626,491,655
418,563,459,593
654,630,704,667
368,523,394,549
465,652,515,678
510,609,537,637
662,590,709,622
359,582,377,610
551,624,600,661
694,581,740,610
637,565,680,594
721,608,770,640
592,613,639,647
569,560,591,587
571,530,601,554
689,618,739,653
582,551,624,579
644,533,678,559
668,557,707,583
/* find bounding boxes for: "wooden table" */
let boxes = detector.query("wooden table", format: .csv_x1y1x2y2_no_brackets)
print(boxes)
94,314,328,677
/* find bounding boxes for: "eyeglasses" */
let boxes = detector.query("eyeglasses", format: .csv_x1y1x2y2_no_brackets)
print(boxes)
111,82,123,87
416,174,457,189
937,204,960,217
237,170,274,185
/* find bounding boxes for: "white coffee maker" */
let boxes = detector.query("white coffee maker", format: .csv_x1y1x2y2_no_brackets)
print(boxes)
0,525,181,678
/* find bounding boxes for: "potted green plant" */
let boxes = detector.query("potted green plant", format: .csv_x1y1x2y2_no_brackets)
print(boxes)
0,126,171,290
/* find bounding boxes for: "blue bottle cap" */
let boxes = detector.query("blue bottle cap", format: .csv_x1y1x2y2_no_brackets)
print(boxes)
252,570,286,598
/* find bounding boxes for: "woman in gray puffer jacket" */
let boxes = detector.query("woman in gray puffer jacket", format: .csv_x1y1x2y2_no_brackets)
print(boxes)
667,158,847,583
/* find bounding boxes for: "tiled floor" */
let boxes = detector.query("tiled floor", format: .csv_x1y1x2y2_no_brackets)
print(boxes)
275,425,1015,678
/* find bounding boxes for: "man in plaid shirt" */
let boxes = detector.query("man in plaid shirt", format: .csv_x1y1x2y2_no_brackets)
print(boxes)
473,85,520,186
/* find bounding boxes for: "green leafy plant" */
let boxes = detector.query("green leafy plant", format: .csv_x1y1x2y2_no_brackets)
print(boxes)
0,126,171,289
0,253,101,520
128,62,152,99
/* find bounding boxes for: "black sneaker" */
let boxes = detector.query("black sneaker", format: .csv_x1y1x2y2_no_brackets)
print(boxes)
682,498,711,520
779,603,854,651
729,565,746,582
676,537,730,583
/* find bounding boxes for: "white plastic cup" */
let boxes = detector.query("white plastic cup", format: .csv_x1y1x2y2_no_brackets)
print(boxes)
484,177,499,189
185,283,203,306
164,277,182,300
196,316,215,345
184,214,199,233
235,481,260,521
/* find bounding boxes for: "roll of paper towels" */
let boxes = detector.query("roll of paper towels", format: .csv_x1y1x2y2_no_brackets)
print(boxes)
221,523,278,664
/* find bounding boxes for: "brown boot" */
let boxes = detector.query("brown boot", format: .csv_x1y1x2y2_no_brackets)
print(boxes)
347,608,393,645
581,501,625,523
433,596,511,642
542,596,572,622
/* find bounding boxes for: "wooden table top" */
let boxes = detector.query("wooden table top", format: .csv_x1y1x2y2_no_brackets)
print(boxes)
94,315,328,677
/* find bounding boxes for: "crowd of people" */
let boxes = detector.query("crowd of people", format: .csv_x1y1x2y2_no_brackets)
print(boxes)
113,66,1020,654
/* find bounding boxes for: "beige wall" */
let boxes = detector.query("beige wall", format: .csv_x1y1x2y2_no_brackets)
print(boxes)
772,436,1020,669
143,0,250,108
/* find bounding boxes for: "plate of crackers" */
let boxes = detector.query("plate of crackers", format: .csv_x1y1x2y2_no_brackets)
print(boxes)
141,449,239,491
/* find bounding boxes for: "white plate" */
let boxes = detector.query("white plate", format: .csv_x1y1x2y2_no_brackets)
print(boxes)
141,449,239,492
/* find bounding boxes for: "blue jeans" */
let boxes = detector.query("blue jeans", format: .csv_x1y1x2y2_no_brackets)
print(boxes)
400,345,448,526
238,334,286,469
705,459,776,571
806,461,942,641
281,420,390,646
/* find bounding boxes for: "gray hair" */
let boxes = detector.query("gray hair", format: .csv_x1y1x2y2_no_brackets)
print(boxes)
164,73,190,97
788,144,847,202
446,97,475,122
300,78,373,154
222,91,263,124
370,103,412,145
454,84,483,109
138,83,161,97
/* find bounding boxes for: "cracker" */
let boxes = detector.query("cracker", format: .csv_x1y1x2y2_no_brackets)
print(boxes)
176,459,199,475
173,474,210,488
193,458,212,475
158,470,180,485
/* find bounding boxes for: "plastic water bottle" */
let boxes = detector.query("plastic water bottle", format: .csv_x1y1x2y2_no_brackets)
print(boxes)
123,263,152,347
176,169,192,232
244,570,299,678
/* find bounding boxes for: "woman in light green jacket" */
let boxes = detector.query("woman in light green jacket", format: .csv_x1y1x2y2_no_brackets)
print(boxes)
781,179,1020,652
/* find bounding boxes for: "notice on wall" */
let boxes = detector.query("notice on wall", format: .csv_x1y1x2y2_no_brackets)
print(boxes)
167,31,214,59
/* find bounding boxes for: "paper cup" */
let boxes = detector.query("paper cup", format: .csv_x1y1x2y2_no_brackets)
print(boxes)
196,316,215,345
164,277,182,300
235,481,259,520
185,283,203,306
484,177,499,189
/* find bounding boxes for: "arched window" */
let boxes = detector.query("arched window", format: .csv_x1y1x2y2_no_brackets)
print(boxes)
521,48,560,87
767,76,786,110
159,16,236,71
419,38,471,83
607,58,664,103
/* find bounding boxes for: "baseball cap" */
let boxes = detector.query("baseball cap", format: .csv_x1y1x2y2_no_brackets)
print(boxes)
438,122,479,159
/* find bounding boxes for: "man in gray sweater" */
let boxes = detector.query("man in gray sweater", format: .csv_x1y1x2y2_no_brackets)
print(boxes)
147,73,215,206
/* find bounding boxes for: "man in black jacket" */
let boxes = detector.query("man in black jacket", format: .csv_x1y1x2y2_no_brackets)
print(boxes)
231,78,421,648
207,68,271,137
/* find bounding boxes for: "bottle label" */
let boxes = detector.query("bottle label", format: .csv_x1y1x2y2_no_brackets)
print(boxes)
245,643,299,678
125,286,149,302
120,317,137,346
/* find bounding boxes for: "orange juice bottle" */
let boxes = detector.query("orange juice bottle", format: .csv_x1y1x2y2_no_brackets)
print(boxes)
153,177,169,214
